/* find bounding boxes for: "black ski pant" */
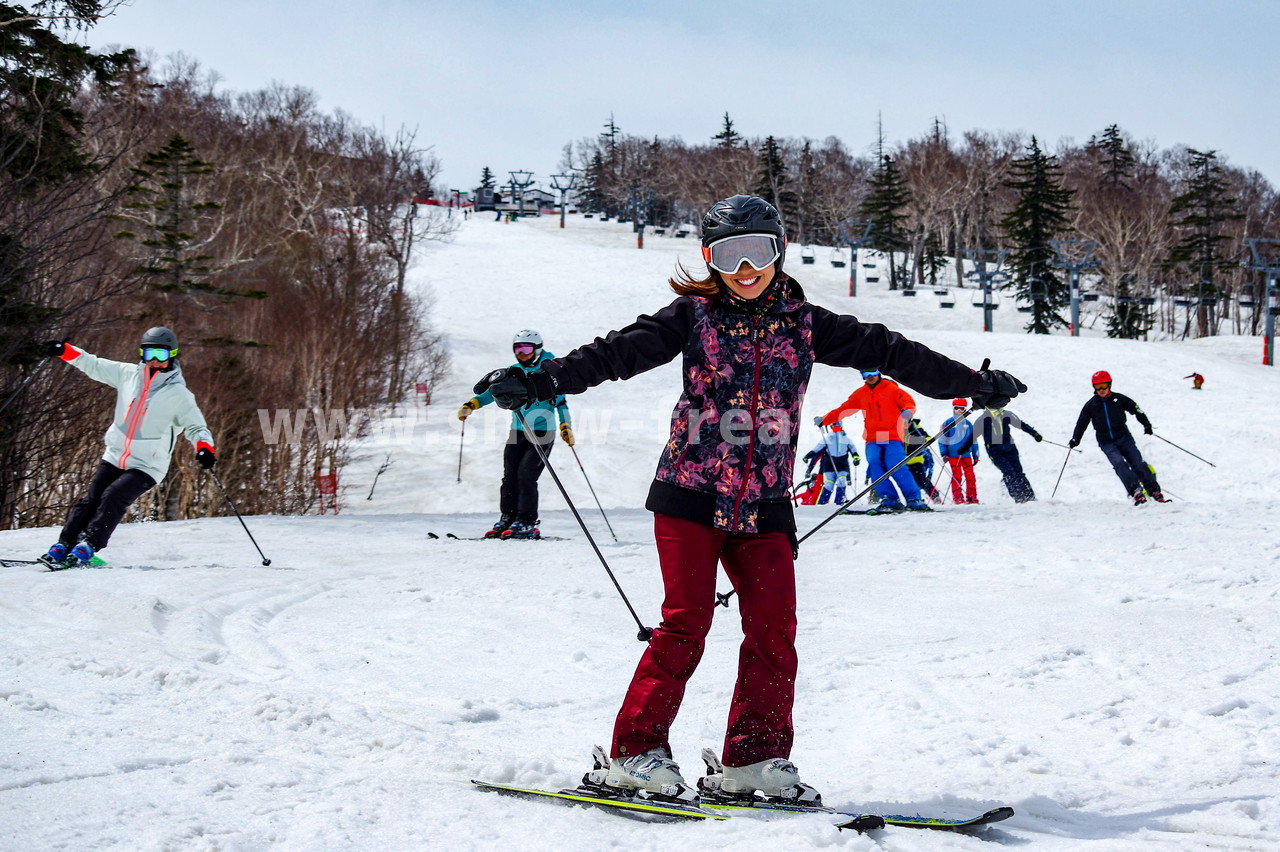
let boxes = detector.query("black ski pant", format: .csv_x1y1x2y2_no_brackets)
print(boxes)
61,461,157,551
987,445,1035,503
500,428,553,524
1099,434,1160,497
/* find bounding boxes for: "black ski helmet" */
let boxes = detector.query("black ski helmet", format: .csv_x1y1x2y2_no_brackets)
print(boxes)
139,326,179,359
700,195,787,270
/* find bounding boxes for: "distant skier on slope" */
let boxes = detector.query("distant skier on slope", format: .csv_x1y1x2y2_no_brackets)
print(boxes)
904,417,943,503
938,398,980,504
1184,372,1204,390
821,369,928,513
801,419,860,505
1068,370,1165,505
972,405,1042,503
37,327,216,569
471,194,1026,807
457,329,573,539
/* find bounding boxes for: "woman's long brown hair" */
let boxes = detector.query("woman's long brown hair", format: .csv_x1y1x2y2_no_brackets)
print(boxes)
667,261,723,296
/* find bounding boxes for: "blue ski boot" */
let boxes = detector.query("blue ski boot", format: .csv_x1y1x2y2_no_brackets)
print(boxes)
68,542,95,566
501,522,540,540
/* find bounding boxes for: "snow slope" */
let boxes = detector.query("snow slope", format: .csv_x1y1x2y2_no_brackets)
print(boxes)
3,213,1279,851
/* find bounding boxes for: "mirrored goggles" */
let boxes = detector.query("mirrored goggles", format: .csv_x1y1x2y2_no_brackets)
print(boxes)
513,343,538,355
140,346,175,361
860,370,881,379
702,234,781,275
1093,382,1111,391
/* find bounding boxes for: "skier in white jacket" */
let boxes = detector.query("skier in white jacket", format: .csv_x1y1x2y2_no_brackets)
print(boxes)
39,326,216,568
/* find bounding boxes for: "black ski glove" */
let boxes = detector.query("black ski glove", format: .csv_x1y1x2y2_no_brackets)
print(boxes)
1031,432,1044,442
196,447,216,470
971,364,1027,409
1143,424,1153,435
1068,438,1080,449
44,340,66,357
475,366,535,410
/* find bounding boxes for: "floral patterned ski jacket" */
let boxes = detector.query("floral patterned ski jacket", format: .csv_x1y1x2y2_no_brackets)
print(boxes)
533,278,980,533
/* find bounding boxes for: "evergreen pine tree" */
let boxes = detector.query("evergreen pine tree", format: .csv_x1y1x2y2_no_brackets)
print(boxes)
1001,136,1075,334
479,166,495,189
1165,148,1243,337
1086,124,1137,191
752,135,796,229
712,112,743,149
858,155,912,290
578,150,607,214
114,134,254,300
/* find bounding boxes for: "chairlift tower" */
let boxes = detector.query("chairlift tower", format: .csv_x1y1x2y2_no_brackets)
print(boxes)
1244,238,1280,366
1049,240,1100,337
550,173,577,229
508,170,534,217
836,220,875,297
963,249,1008,333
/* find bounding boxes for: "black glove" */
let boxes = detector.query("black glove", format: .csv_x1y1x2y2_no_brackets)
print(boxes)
971,363,1027,409
1068,438,1080,449
1144,424,1153,435
44,340,66,357
475,366,534,410
1032,432,1044,442
196,447,216,470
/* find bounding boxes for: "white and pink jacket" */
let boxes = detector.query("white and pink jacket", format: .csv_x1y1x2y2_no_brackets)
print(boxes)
60,345,214,483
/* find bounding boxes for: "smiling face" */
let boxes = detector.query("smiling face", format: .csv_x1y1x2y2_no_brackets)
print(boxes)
720,260,776,300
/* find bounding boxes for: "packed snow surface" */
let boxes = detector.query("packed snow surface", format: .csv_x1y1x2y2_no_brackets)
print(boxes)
3,213,1279,850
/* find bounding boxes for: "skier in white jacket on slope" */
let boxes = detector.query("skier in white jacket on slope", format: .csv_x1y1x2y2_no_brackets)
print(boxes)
39,326,216,567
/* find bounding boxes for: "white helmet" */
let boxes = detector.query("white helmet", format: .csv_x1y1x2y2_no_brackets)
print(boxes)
512,329,543,347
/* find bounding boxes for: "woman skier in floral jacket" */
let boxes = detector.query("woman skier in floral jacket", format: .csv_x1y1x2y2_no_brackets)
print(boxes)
474,195,1025,806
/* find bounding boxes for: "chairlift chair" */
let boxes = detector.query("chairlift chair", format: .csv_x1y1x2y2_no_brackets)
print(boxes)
1082,292,1100,302
801,246,815,265
1138,296,1157,306
830,248,847,268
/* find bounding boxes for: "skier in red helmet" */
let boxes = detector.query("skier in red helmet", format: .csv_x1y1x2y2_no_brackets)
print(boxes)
1068,370,1165,504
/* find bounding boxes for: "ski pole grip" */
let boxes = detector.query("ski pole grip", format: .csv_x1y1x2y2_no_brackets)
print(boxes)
637,626,653,642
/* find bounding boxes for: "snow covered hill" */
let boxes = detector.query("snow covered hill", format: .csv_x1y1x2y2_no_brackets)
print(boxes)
3,213,1279,851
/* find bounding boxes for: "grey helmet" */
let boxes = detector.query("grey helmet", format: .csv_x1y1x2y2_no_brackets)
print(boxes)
512,329,542,348
139,326,179,360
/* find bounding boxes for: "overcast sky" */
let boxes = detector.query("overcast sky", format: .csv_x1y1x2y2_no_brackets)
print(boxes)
84,0,1280,196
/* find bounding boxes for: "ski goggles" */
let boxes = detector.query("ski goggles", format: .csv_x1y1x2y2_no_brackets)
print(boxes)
512,343,538,355
860,370,881,379
1092,381,1111,390
702,234,782,275
140,346,176,361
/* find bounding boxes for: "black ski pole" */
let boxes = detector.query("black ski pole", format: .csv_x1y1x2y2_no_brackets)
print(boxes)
514,410,651,641
1041,437,1081,453
208,469,272,566
0,356,50,418
568,444,617,542
1152,432,1216,468
1050,445,1073,499
456,418,466,483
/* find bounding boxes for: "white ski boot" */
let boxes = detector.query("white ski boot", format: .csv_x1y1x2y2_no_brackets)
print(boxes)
698,747,821,805
583,744,697,804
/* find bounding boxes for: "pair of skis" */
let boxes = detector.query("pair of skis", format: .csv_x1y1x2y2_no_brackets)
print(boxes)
2,556,107,570
472,747,1013,833
426,532,570,542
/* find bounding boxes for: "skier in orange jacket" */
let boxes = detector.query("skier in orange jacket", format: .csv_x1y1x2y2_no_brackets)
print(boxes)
821,370,927,512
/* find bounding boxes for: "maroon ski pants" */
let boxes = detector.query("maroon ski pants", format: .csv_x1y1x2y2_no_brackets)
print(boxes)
611,513,798,767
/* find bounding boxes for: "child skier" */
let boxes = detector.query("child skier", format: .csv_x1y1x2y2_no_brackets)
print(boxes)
800,419,860,505
1068,370,1165,504
904,417,942,503
972,405,1042,503
938,399,980,504
821,369,927,512
38,327,216,569
473,195,1026,805
1184,372,1204,390
457,329,573,539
